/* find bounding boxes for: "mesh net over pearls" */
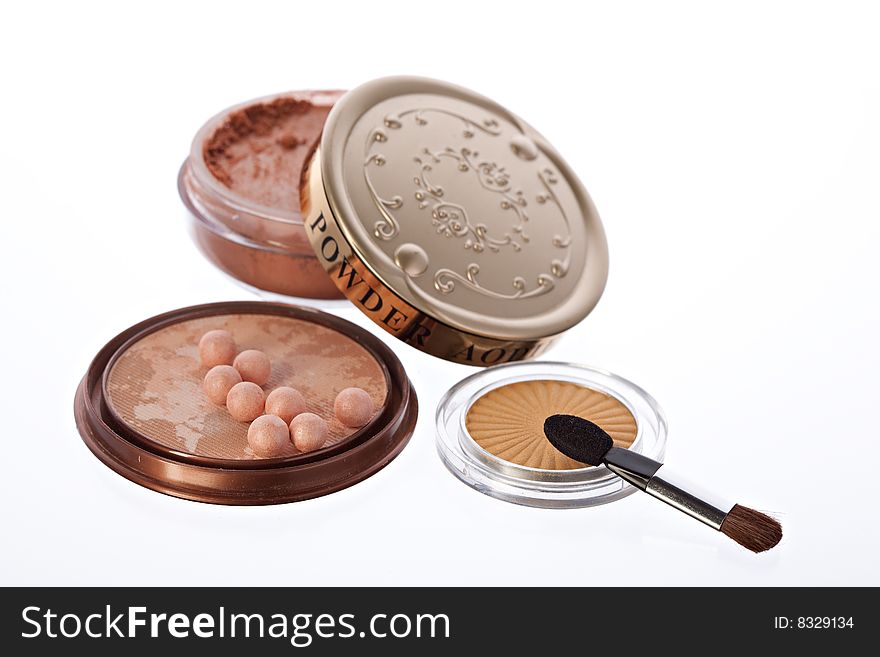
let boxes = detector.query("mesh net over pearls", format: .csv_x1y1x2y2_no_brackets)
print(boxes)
105,313,388,459
465,380,637,470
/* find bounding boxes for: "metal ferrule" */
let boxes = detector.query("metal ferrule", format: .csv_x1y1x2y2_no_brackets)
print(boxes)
604,448,734,531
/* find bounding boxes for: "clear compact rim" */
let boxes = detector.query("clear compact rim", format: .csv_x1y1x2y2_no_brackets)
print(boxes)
435,361,667,508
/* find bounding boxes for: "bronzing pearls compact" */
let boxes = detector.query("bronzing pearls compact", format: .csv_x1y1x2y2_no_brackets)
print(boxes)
74,302,416,504
76,76,663,508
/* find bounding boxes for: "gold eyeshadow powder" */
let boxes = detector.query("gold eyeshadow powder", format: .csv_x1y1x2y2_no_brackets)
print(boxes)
465,380,637,470
106,313,388,460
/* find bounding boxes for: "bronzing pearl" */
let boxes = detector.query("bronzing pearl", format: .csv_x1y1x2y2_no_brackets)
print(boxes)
247,415,290,458
226,381,265,422
334,387,374,428
198,329,236,368
289,412,329,453
203,365,242,405
233,349,271,386
265,387,307,424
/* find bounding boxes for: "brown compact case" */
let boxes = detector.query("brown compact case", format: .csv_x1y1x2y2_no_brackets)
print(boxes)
74,302,416,505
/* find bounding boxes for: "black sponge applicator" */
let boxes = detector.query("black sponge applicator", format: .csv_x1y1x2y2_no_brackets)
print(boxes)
543,414,613,466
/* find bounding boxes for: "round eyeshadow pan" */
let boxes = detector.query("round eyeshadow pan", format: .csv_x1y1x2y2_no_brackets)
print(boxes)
465,380,637,470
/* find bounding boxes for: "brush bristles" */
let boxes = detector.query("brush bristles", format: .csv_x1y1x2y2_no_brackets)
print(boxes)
720,504,782,553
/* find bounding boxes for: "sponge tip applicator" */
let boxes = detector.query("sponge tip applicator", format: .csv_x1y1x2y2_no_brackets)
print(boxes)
543,414,614,466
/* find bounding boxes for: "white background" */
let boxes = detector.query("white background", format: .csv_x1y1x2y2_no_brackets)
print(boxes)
1,1,878,586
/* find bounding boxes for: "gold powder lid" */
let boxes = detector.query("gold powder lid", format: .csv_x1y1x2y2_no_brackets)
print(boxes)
302,76,608,365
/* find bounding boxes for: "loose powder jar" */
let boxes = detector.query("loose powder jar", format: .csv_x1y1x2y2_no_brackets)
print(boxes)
435,362,666,508
180,91,345,300
74,301,416,504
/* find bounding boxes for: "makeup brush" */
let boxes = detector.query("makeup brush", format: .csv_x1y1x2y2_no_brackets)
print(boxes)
543,414,782,553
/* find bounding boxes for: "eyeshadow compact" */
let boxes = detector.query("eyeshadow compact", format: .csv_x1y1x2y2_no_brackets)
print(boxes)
436,362,666,508
76,76,660,508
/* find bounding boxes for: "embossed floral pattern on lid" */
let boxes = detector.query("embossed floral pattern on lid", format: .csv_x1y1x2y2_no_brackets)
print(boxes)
302,77,609,364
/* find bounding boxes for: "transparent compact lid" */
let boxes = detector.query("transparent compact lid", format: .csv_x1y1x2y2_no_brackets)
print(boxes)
435,361,667,508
